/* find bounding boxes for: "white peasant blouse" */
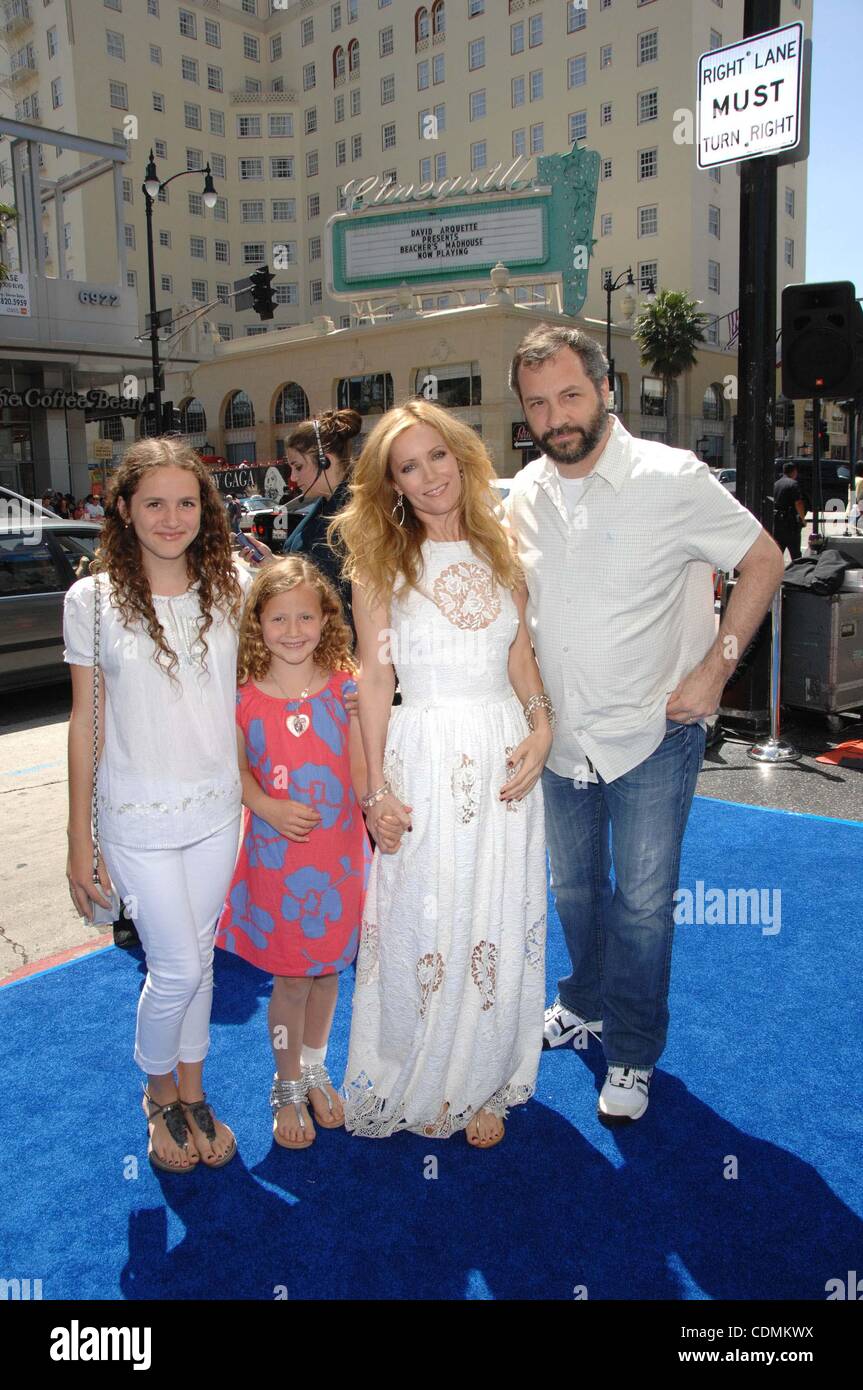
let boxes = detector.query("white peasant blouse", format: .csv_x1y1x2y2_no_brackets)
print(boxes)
63,566,253,850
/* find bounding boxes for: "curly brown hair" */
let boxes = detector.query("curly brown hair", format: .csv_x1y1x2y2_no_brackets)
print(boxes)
237,556,357,686
93,436,242,676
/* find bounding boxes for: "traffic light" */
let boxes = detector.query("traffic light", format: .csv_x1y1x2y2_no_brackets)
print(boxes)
140,391,159,436
249,264,277,321
161,400,182,434
781,281,863,400
818,421,829,455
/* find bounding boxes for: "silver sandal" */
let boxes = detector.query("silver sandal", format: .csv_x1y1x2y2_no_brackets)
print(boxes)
270,1074,315,1149
301,1061,344,1128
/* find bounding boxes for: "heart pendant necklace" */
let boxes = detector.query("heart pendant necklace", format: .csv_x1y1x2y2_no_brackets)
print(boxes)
286,685,311,737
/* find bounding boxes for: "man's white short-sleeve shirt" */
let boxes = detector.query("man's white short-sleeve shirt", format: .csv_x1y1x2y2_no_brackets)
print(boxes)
506,415,762,783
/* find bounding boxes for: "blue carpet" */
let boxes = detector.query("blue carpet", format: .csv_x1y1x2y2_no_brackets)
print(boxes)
2,796,861,1301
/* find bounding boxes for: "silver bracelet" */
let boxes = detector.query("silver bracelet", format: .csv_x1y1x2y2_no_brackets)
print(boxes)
523,692,556,732
361,782,391,811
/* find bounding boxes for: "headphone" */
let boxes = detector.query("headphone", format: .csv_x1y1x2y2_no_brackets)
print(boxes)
312,417,331,473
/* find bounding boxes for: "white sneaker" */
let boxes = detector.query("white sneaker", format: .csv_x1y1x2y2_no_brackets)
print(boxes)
543,1000,603,1049
598,1066,653,1122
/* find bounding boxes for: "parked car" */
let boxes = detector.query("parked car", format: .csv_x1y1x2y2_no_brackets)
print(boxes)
0,517,101,693
716,468,737,495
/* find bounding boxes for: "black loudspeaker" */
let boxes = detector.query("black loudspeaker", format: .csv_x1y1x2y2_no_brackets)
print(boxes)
781,281,863,400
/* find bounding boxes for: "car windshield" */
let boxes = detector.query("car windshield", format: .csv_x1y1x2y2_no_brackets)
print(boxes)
245,496,271,511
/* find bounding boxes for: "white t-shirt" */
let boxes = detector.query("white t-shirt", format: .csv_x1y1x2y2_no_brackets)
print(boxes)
64,565,252,849
84,502,104,518
556,472,587,521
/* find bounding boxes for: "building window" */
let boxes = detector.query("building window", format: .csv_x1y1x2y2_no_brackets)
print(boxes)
600,101,612,125
469,38,485,70
152,92,165,112
709,165,721,184
335,139,347,165
433,53,445,83
351,133,363,160
161,274,173,293
244,77,261,94
215,240,230,263
303,62,316,90
568,1,588,31
243,35,260,62
710,29,723,50
106,30,125,60
310,280,323,304
274,382,310,423
435,152,446,178
469,0,484,14
306,150,319,176
47,26,59,59
335,93,345,121
417,58,430,90
530,122,544,153
51,77,63,108
155,138,168,159
205,18,220,47
529,15,543,47
243,241,266,264
351,86,361,115
380,25,394,57
210,110,225,137
181,56,198,83
270,33,282,61
218,324,233,341
239,158,263,179
309,236,322,261
785,187,795,217
147,0,159,14
271,157,294,179
382,74,395,104
124,223,135,249
332,2,342,29
569,110,587,143
512,76,525,108
190,236,206,259
185,103,202,130
122,177,133,204
179,9,196,40
708,204,720,237
150,44,162,65
530,70,543,102
784,237,794,268
189,192,204,215
638,260,658,292
568,54,587,87
275,283,299,306
301,16,314,46
471,140,487,171
186,148,203,171
511,21,524,55
601,157,612,180
638,30,658,64
708,259,720,293
210,154,226,179
638,205,658,237
601,213,613,236
246,325,268,337
270,113,293,137
213,196,228,220
337,373,394,414
639,147,658,179
308,193,320,217
109,80,128,109
641,376,665,416
242,0,258,14
272,198,296,221
638,89,658,123
241,199,264,222
470,89,486,121
511,129,525,157
380,123,395,151
191,280,208,303
600,44,612,68
420,155,432,181
207,66,223,92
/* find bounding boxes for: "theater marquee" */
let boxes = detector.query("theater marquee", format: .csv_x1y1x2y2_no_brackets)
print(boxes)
325,144,599,317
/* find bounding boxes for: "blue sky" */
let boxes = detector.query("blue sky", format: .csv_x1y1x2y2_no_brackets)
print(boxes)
806,0,862,291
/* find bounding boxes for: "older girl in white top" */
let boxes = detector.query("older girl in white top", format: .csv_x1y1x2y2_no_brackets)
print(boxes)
64,437,255,1174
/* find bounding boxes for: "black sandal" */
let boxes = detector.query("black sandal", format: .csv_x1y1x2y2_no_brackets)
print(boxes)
142,1088,198,1174
179,1093,237,1168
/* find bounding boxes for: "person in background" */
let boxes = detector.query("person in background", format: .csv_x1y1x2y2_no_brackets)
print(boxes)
225,494,242,535
772,461,806,561
282,409,362,639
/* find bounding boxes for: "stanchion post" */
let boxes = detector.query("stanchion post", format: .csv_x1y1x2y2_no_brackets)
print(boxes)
748,585,800,762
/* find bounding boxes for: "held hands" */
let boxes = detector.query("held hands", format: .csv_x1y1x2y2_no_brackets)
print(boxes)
264,797,322,843
66,839,113,921
499,728,553,803
366,792,413,854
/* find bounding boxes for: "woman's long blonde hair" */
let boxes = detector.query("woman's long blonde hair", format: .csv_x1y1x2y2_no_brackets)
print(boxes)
94,436,242,675
237,556,357,686
328,398,522,609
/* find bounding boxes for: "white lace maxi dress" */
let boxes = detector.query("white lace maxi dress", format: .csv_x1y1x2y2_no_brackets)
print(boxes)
343,539,547,1138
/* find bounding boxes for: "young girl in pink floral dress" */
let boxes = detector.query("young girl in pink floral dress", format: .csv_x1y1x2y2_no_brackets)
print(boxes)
216,557,371,1149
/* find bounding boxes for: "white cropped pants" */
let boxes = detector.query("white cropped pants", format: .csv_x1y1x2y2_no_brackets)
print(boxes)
101,818,241,1075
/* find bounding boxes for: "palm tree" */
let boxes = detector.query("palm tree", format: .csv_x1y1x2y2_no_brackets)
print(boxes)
633,289,708,446
0,203,18,286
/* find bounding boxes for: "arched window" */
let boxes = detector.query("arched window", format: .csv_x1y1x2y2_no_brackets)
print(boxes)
179,397,207,434
348,38,359,74
431,0,445,37
273,382,310,425
333,45,345,81
702,384,723,422
416,7,429,42
224,390,255,430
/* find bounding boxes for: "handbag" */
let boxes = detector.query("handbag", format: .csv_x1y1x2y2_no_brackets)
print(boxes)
89,574,122,926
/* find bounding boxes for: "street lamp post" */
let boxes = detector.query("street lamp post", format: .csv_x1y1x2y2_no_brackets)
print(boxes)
602,268,638,411
141,150,218,430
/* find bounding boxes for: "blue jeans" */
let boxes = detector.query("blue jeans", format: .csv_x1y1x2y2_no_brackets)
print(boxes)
542,719,705,1069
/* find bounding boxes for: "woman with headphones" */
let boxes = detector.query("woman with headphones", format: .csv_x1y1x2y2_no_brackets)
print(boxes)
281,409,362,637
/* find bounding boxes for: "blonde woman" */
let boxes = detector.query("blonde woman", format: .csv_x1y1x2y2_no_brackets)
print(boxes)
330,400,553,1148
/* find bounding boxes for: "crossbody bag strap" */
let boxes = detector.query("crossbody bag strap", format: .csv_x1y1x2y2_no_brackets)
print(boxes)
91,574,102,884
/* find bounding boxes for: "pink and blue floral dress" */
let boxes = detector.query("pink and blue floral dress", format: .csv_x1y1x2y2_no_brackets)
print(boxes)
215,671,371,977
